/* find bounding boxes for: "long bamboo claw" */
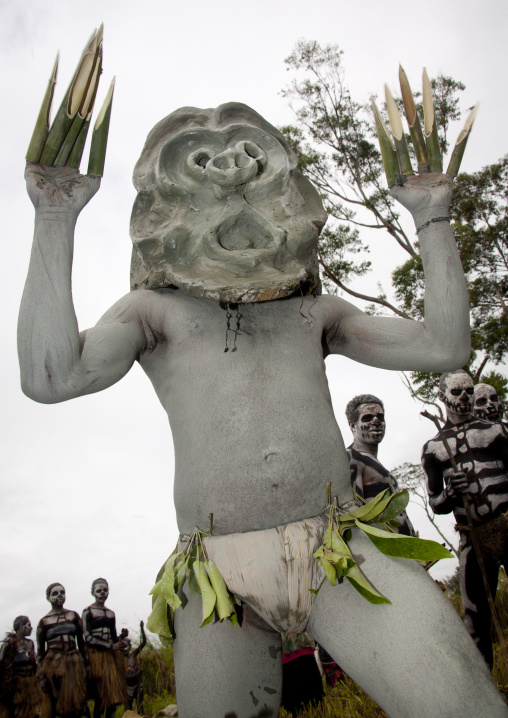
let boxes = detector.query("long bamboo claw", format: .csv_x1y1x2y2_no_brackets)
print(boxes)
398,65,429,172
422,69,443,173
26,55,59,163
371,99,398,187
39,29,100,166
385,84,414,176
87,77,115,177
446,104,479,177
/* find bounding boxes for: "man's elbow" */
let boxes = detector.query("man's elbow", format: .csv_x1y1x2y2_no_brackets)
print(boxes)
21,378,62,404
427,338,471,373
20,371,76,405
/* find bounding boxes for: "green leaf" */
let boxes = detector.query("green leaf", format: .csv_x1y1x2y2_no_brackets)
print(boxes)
309,580,324,596
373,490,410,524
150,580,162,596
322,526,334,549
174,555,189,588
345,565,391,605
160,569,182,611
323,550,349,564
346,490,391,522
200,612,215,628
193,559,216,622
320,557,337,586
355,520,453,560
146,595,173,639
226,611,238,628
329,529,353,557
205,560,235,621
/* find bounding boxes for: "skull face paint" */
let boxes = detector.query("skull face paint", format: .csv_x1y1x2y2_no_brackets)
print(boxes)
130,103,327,303
48,585,66,607
473,383,503,422
439,372,474,417
351,403,386,446
92,581,109,604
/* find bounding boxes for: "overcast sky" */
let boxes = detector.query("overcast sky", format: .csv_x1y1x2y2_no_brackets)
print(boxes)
1,0,507,639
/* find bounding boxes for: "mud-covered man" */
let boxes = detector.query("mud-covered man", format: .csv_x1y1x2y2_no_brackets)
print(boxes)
18,103,507,717
422,370,508,668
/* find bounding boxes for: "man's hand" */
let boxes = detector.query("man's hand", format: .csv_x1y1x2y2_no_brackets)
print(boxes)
373,66,477,200
445,471,469,497
390,173,453,227
25,163,100,216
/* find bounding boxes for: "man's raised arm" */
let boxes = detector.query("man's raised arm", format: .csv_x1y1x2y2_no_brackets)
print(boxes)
324,172,470,372
18,164,144,404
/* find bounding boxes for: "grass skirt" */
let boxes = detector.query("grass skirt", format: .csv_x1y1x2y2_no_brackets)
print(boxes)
42,650,87,715
88,649,127,707
12,674,44,718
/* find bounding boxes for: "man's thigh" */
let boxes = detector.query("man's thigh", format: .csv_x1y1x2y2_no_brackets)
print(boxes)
307,531,507,718
174,587,282,718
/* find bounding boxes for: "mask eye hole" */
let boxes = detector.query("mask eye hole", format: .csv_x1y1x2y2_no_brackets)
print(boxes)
476,398,487,406
195,153,210,168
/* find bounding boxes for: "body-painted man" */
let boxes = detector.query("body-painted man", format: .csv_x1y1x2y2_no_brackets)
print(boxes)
473,383,507,427
422,370,508,668
119,622,146,714
0,617,43,718
19,94,508,717
345,394,416,536
36,585,88,718
82,579,127,718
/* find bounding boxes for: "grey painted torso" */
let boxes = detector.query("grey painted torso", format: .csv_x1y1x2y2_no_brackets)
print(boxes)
136,289,351,535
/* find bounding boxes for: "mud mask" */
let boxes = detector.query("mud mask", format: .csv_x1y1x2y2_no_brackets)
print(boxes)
130,103,327,303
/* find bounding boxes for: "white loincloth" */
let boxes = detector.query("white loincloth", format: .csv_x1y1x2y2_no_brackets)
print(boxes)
201,517,326,633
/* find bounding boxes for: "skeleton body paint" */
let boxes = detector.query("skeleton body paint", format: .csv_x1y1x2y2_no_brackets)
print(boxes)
422,370,508,668
20,97,508,716
121,622,146,714
82,579,127,718
345,395,416,536
36,584,88,718
0,616,44,718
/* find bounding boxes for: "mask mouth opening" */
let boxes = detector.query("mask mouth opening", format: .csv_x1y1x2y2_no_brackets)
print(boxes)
215,213,281,252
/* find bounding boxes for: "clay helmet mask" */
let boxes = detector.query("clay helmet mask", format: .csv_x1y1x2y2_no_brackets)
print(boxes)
130,103,327,303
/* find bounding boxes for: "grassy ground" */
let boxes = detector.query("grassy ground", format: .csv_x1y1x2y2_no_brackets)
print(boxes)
279,676,388,718
122,570,508,717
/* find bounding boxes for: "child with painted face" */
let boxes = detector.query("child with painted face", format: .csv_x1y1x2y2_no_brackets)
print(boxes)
82,579,127,718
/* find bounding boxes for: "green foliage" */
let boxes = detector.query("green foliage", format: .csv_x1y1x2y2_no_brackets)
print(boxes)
279,676,389,717
281,40,416,310
143,690,176,717
282,39,507,400
140,639,175,698
314,491,452,604
147,529,238,641
391,463,459,556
